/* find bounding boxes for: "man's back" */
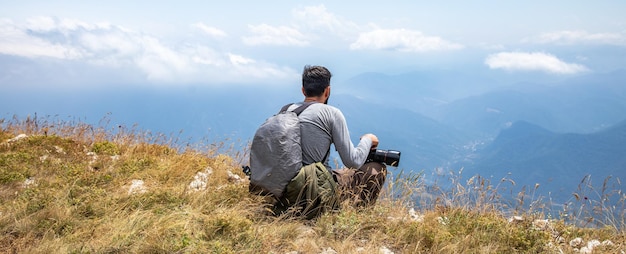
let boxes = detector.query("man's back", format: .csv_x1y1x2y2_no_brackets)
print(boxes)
288,103,372,170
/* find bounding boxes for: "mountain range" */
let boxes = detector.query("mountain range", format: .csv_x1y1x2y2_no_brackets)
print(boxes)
462,120,626,203
335,69,626,204
435,69,626,136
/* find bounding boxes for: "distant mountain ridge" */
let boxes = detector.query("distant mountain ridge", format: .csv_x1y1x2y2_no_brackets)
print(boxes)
336,69,497,117
332,94,471,171
435,69,626,136
336,69,626,137
464,120,626,202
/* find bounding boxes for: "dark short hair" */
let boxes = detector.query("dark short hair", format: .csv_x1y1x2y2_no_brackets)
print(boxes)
302,65,332,97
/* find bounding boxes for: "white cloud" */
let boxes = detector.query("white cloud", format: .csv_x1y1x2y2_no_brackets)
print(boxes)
25,16,58,32
228,53,255,65
0,17,298,85
240,5,360,48
485,52,589,74
189,46,226,66
135,36,192,81
81,32,134,54
292,4,360,38
242,23,309,46
0,18,84,59
349,28,464,52
193,22,227,38
524,30,626,46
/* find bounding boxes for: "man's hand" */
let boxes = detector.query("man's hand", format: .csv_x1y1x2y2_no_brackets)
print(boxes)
361,133,379,150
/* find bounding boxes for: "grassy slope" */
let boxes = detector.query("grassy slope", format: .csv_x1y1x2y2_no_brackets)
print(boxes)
0,117,624,253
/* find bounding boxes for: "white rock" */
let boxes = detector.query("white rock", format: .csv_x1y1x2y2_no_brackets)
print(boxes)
408,208,424,222
379,246,394,254
587,239,601,250
23,177,36,188
569,237,583,248
532,219,551,230
320,247,337,254
602,240,614,246
189,172,209,191
86,152,98,164
6,134,28,143
205,166,214,174
54,145,65,154
227,171,244,183
578,239,602,254
188,167,213,192
508,216,524,223
128,179,147,195
579,246,592,254
437,216,448,225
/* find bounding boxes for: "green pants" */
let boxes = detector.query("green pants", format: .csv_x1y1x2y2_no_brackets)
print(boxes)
278,162,339,219
276,162,387,219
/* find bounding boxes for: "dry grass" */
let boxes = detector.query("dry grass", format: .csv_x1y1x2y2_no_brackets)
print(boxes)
0,115,624,253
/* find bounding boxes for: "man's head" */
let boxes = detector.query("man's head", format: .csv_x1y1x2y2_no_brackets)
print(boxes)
302,65,332,98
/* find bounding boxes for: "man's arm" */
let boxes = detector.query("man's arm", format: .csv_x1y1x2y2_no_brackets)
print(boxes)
361,133,379,149
330,108,374,169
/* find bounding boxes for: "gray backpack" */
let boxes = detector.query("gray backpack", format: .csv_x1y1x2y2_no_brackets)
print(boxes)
249,102,315,198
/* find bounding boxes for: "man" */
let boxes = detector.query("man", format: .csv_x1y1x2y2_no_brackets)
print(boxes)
280,65,387,216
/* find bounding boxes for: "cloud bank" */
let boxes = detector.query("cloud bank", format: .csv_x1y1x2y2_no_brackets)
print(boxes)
524,30,626,46
485,52,589,74
193,23,228,38
0,17,298,85
241,5,361,46
242,24,309,46
2,5,622,88
292,5,360,39
350,29,464,52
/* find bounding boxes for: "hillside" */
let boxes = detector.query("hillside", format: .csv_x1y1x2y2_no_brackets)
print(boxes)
333,94,471,171
1,117,625,253
336,70,497,115
465,120,626,204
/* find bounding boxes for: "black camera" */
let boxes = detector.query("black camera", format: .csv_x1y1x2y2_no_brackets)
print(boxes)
366,149,401,167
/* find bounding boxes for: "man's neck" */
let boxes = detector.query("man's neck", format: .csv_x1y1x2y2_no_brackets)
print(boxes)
304,97,324,103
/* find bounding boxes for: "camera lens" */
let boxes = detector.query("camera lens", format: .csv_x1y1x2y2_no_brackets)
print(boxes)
367,149,401,166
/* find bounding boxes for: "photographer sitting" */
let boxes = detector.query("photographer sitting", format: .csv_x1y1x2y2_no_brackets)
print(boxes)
286,65,387,211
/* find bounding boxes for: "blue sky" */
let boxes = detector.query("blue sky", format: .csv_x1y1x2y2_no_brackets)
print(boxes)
1,1,626,89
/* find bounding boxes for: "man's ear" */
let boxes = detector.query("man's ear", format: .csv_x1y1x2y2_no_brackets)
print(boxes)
324,86,331,97
302,87,307,96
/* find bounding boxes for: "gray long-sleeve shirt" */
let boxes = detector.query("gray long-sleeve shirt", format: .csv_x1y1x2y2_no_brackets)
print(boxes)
288,102,372,169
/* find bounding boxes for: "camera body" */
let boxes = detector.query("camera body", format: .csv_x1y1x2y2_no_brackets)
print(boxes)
366,149,401,167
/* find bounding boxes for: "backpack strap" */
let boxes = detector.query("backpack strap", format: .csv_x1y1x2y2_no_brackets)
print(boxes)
279,102,316,116
279,103,294,113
